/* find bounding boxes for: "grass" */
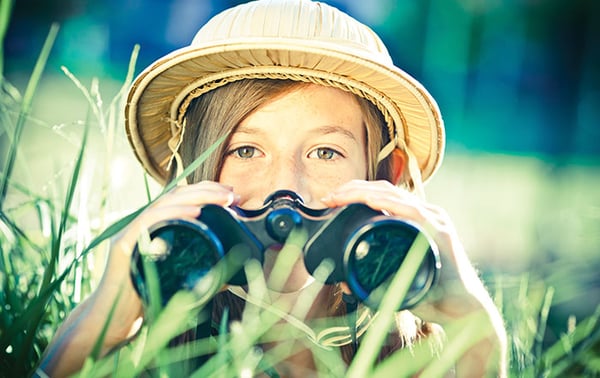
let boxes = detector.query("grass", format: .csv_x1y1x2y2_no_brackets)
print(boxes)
1,15,600,378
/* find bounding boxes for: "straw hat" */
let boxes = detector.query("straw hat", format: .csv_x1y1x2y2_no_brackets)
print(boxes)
125,0,445,186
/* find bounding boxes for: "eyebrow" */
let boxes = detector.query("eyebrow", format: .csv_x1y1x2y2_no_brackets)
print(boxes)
234,124,360,142
311,125,359,142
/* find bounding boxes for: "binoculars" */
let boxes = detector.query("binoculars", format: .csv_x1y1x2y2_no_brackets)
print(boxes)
130,190,440,310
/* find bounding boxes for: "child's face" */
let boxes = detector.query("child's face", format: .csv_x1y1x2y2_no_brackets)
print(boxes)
219,84,368,209
218,84,369,293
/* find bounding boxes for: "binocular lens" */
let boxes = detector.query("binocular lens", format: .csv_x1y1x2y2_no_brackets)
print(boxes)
346,219,436,309
266,208,302,242
131,220,224,305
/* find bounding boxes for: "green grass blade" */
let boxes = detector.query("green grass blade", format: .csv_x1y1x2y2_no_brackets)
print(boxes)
0,204,152,347
44,109,90,286
534,286,555,359
0,0,13,75
130,292,207,376
0,21,59,369
370,310,494,378
98,45,139,219
0,207,47,257
140,249,164,322
0,23,59,207
0,264,64,351
60,68,103,130
8,107,90,366
160,134,228,194
541,304,600,376
143,173,152,202
109,44,139,111
89,210,146,251
346,233,431,378
0,213,18,331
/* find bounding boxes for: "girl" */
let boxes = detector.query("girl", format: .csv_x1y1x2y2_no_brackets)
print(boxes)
39,1,507,376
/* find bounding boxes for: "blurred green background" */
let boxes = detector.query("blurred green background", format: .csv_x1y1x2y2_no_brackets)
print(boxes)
2,0,599,350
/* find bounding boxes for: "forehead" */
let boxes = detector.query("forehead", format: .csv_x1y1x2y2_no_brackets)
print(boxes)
253,83,362,113
237,83,366,135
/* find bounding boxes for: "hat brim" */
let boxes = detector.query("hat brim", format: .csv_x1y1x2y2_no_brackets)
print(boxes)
125,37,444,186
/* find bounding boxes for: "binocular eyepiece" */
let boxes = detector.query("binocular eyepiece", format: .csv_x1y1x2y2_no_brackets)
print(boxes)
130,190,440,310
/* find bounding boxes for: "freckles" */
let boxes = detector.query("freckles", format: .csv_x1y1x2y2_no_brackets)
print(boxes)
219,165,251,188
306,170,348,191
230,170,259,188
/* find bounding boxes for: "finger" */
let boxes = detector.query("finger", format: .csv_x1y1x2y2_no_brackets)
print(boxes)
339,282,352,295
322,184,429,222
322,180,413,207
361,195,431,223
156,181,240,208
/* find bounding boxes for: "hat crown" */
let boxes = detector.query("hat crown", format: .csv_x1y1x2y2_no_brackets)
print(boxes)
192,0,392,65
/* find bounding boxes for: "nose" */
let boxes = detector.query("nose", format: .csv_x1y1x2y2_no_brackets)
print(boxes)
265,155,311,204
263,190,305,205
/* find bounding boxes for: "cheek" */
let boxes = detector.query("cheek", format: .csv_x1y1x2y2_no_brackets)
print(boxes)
305,162,367,193
218,161,269,206
218,162,255,189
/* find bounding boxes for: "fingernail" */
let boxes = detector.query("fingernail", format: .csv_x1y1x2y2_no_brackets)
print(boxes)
226,192,241,206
